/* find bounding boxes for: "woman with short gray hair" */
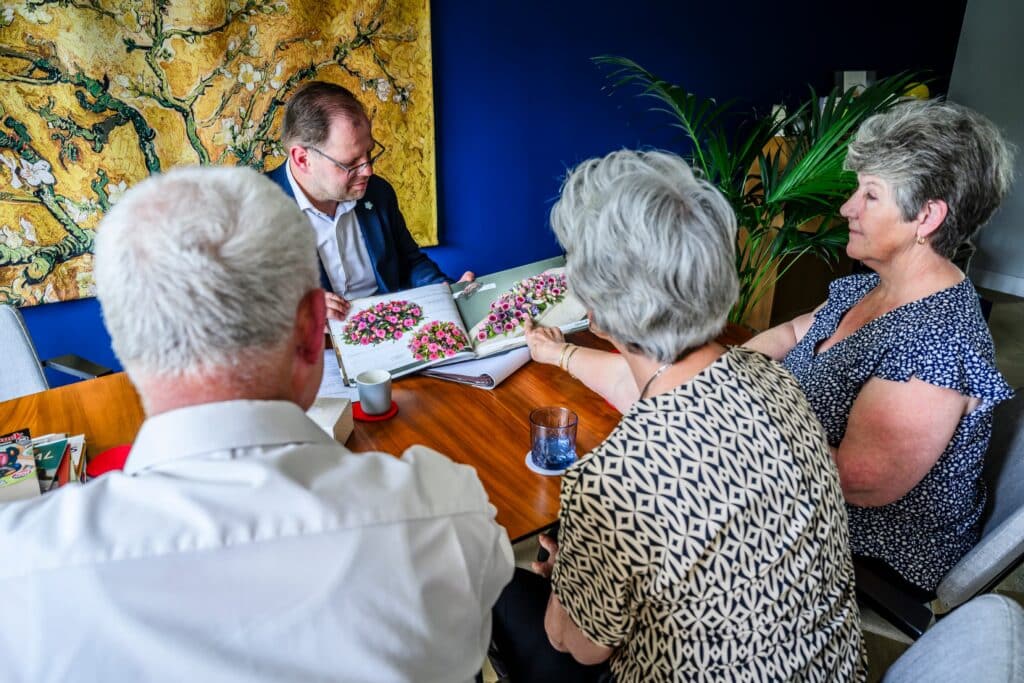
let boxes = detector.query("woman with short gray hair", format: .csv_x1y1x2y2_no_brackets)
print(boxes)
746,99,1016,597
494,150,865,682
549,149,739,363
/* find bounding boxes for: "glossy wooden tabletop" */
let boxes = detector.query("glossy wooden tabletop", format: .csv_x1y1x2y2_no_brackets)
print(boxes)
0,371,145,456
0,328,751,541
348,332,621,540
0,333,616,540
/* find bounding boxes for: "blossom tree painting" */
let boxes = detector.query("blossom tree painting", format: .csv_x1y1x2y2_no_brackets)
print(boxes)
0,0,437,306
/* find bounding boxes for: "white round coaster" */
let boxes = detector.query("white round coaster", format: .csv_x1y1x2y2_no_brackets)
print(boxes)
525,451,574,476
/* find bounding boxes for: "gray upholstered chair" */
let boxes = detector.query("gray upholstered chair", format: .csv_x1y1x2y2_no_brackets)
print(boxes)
882,594,1024,682
0,304,112,403
857,389,1024,638
938,390,1024,610
0,304,48,402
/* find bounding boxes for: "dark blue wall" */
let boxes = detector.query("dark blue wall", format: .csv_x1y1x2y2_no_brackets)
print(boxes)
22,0,967,385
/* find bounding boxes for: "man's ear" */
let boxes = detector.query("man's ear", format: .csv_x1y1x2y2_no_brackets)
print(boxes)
288,144,312,174
915,199,948,239
296,288,327,365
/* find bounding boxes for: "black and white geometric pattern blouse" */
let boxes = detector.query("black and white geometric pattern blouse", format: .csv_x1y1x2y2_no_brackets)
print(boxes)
551,348,866,683
784,274,1013,592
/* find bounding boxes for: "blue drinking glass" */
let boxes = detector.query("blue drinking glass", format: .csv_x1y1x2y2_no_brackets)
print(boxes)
530,406,578,471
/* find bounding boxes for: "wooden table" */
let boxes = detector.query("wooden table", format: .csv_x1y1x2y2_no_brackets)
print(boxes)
0,371,145,456
352,326,748,539
349,333,620,541
0,329,751,541
0,333,617,541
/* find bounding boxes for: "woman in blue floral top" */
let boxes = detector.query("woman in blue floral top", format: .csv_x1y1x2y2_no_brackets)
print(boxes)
746,99,1016,594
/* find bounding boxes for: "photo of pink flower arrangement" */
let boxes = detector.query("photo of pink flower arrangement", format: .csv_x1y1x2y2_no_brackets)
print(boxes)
475,272,568,342
409,321,471,362
340,300,424,346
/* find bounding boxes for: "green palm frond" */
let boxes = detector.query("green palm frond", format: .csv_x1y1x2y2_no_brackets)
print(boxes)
595,55,741,177
595,55,923,325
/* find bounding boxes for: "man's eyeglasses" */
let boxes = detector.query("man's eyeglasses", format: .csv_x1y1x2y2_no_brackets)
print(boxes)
307,140,386,176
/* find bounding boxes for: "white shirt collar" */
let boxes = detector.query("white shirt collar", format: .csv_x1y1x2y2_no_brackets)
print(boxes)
125,400,335,475
285,160,357,219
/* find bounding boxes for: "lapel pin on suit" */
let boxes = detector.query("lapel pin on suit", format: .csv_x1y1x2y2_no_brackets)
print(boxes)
364,201,373,210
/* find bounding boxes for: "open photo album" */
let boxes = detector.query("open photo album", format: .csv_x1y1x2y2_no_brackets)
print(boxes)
327,256,587,385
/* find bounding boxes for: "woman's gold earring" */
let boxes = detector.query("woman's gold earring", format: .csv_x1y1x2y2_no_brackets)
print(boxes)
916,235,926,245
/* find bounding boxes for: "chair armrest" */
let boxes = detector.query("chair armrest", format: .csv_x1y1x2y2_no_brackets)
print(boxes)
937,508,1024,612
854,557,934,640
43,354,113,381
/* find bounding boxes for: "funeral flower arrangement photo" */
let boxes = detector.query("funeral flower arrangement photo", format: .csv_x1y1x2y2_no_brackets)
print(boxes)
340,300,424,346
475,272,569,342
409,321,470,362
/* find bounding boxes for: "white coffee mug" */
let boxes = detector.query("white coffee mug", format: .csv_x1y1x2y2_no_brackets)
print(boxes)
356,369,392,415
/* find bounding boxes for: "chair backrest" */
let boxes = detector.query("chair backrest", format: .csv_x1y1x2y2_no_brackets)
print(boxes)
0,304,48,402
951,238,977,274
882,594,1024,682
937,391,1024,610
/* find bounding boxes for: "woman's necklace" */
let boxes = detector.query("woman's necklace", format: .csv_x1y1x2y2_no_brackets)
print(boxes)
639,362,672,400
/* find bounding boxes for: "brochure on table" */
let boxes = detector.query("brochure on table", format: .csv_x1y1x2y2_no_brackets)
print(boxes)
420,346,531,390
0,429,88,503
0,429,39,503
327,256,587,385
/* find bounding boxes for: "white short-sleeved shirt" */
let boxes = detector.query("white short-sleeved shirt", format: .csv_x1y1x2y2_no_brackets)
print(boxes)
286,161,379,298
0,400,514,683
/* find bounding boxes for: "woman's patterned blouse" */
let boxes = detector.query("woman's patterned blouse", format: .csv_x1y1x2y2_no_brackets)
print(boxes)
783,274,1012,591
552,348,866,682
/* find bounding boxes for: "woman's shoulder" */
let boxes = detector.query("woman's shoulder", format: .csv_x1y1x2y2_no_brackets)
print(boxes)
899,279,992,343
808,273,879,324
580,350,771,457
827,272,879,302
567,348,826,480
727,345,803,387
674,347,803,412
875,280,1011,402
725,347,827,418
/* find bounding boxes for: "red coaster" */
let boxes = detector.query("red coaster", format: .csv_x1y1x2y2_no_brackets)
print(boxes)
86,444,132,478
353,400,399,422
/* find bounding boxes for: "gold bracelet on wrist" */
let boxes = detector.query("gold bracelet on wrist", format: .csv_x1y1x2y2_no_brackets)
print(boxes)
563,345,580,378
558,343,575,371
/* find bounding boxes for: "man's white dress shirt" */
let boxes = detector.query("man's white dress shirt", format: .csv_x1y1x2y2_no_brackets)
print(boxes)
0,400,514,683
286,161,378,298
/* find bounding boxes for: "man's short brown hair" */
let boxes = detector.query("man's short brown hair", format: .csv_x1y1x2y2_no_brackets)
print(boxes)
281,81,368,149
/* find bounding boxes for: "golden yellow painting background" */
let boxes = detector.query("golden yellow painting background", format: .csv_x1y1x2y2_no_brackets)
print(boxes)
0,0,437,307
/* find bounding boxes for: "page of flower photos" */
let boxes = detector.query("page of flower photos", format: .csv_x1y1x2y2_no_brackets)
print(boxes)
327,283,475,384
451,256,588,358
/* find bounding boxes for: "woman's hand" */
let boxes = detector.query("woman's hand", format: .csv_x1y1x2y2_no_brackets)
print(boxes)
531,534,559,579
524,319,566,366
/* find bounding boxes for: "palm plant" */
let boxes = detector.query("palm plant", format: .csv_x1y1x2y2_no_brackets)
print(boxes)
596,56,920,326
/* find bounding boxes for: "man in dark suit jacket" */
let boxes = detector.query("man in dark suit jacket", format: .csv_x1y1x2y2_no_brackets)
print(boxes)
269,81,471,320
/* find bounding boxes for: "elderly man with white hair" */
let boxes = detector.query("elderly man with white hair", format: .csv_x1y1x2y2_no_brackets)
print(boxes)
0,166,513,682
